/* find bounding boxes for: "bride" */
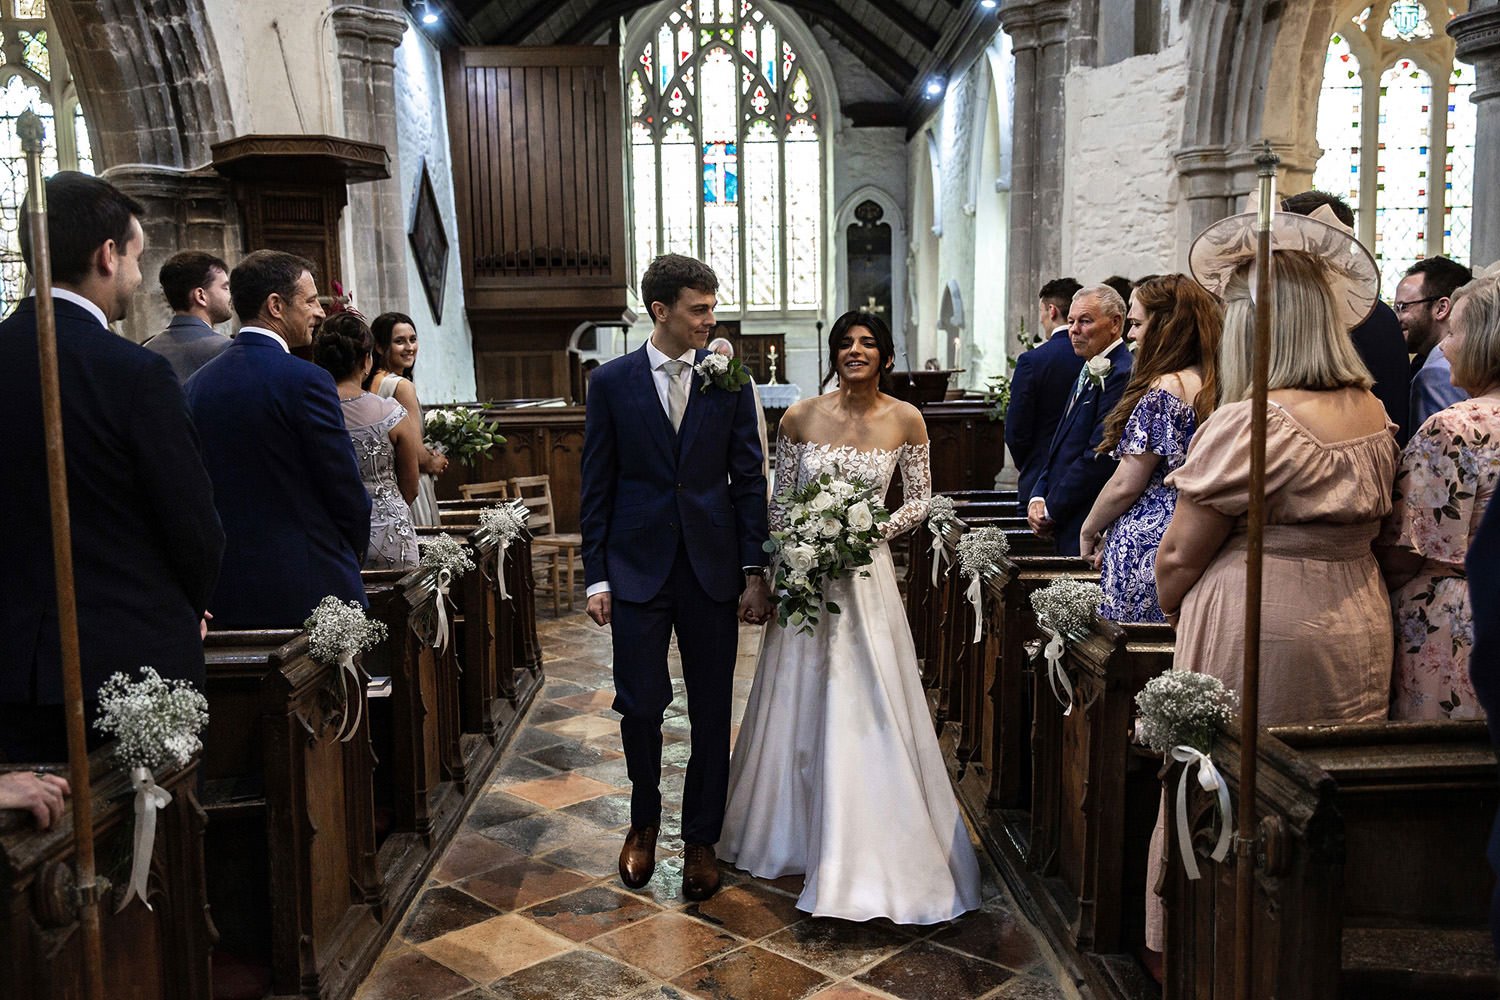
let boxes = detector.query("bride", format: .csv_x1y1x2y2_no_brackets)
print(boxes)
719,310,982,924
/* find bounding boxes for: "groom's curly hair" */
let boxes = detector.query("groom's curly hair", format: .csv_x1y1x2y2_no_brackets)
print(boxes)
641,254,718,318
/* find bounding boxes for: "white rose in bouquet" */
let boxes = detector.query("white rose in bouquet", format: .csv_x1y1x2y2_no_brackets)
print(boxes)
784,543,819,573
846,501,874,532
699,353,730,377
808,490,837,512
818,516,843,538
829,480,855,501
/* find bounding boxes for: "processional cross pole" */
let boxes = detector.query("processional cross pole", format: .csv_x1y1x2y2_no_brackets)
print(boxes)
1234,139,1278,1000
21,107,106,1000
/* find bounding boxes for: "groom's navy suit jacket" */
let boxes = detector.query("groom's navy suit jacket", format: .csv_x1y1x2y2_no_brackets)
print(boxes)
580,345,768,604
185,330,371,627
1006,328,1085,502
2,297,224,707
1034,339,1133,557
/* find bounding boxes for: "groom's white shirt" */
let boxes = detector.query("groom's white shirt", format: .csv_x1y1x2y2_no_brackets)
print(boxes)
585,339,698,599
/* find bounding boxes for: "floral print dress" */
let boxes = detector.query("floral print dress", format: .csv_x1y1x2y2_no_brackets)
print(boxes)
1380,398,1500,720
1099,387,1198,623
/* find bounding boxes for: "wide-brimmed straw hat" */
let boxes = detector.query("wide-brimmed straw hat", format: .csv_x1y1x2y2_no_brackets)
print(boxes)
1187,205,1380,331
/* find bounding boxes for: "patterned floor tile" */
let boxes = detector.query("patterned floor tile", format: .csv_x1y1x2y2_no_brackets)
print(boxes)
487,949,654,999
454,858,594,912
670,944,830,1000
432,831,528,883
526,739,623,772
760,917,912,978
354,948,474,1000
684,883,807,941
504,771,617,809
592,911,742,979
561,790,634,829
417,912,571,984
926,902,1041,972
478,811,600,855
399,885,502,945
855,940,1013,1000
521,884,662,942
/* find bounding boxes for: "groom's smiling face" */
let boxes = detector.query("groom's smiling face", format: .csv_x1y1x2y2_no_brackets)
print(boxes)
652,287,718,356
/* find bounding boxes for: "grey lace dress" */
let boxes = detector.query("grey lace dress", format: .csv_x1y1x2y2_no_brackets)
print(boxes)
341,392,419,570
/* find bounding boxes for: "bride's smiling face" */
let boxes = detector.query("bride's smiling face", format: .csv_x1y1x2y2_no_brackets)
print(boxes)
836,326,886,384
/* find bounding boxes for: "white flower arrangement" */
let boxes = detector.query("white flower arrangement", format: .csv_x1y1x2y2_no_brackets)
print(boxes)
927,494,957,533
1134,671,1238,756
1084,354,1112,391
478,499,530,546
305,596,388,666
766,471,890,635
955,527,1010,644
94,666,209,773
693,352,752,394
94,666,210,912
1029,578,1104,714
1135,670,1239,881
423,406,505,466
419,532,475,576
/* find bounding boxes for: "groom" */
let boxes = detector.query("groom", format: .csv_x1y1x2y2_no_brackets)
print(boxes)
580,254,771,901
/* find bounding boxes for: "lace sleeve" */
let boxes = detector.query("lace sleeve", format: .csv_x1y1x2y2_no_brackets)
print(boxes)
884,443,932,538
768,435,799,533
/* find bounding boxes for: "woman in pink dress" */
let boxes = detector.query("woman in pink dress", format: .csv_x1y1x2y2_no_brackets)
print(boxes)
1378,273,1500,720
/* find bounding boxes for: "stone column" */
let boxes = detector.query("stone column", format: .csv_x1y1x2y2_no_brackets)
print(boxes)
999,4,1040,354
102,164,241,344
1451,3,1500,269
1033,1,1072,290
332,2,410,313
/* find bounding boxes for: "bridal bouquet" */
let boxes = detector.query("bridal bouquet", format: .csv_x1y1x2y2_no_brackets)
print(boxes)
765,472,890,636
94,667,209,911
1135,671,1238,880
424,406,506,467
1029,578,1104,715
956,526,1009,643
305,596,388,741
420,533,474,652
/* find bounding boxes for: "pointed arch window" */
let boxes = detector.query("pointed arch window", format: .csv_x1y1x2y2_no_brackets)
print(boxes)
1312,2,1474,295
628,0,822,313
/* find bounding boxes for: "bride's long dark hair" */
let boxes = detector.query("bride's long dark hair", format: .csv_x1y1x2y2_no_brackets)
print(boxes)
821,310,896,392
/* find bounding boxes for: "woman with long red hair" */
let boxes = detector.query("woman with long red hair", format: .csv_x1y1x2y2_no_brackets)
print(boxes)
1078,274,1222,622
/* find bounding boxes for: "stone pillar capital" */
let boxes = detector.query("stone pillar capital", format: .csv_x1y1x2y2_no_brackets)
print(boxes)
1452,7,1500,101
331,3,409,50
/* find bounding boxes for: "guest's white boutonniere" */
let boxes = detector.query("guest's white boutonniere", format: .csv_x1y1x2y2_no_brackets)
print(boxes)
693,353,753,394
1085,355,1112,391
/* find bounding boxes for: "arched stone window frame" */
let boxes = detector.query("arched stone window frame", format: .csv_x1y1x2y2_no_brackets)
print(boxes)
621,0,839,322
833,184,906,366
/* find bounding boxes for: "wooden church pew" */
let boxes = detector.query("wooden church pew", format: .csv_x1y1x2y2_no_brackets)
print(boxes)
1,750,214,1000
1164,719,1500,999
202,628,382,1000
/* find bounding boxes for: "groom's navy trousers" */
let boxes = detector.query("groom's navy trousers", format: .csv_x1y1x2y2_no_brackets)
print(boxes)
580,344,768,844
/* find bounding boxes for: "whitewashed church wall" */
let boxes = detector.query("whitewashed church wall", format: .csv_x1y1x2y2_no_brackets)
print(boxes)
393,23,479,405
201,0,338,136
1059,41,1191,282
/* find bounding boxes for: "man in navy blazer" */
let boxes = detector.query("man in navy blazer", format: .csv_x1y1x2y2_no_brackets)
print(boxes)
1006,277,1084,501
580,254,770,901
185,250,370,627
1,172,223,762
1028,284,1134,557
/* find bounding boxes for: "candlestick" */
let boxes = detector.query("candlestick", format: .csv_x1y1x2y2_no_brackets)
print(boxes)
767,345,780,385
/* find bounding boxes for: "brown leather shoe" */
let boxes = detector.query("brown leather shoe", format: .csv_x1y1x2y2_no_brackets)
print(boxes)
619,825,658,889
682,842,721,901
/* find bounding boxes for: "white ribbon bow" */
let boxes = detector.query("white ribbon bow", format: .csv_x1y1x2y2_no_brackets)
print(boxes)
334,650,366,743
495,539,512,601
965,572,984,643
119,766,172,912
1171,745,1233,880
1043,631,1073,715
930,528,948,587
433,566,453,652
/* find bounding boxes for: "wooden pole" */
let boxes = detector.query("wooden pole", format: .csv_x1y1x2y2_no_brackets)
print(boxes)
1234,140,1279,1000
20,108,106,1000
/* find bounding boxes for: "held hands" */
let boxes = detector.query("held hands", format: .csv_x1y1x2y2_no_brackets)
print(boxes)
587,592,612,627
0,771,70,830
422,449,450,477
1027,498,1054,537
739,575,773,625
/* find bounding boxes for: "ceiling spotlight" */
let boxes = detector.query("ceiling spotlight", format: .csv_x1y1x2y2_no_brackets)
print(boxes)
415,0,439,25
980,0,997,8
925,78,944,98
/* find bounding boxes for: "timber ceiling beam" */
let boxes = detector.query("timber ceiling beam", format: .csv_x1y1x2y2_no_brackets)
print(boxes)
862,0,941,51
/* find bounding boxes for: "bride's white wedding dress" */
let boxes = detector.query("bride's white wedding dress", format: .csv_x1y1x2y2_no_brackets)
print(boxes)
719,438,982,924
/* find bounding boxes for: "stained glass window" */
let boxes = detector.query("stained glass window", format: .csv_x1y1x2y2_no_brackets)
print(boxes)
1312,2,1474,290
627,0,821,314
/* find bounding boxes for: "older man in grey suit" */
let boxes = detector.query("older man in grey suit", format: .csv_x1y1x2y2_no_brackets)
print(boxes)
143,250,233,382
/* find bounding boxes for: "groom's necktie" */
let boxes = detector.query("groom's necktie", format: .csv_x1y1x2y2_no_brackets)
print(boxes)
663,359,690,431
1063,367,1089,419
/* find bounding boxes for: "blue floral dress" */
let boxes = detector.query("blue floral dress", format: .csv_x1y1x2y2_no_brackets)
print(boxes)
1099,388,1198,623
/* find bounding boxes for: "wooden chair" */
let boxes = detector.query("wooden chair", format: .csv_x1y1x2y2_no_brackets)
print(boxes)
509,475,582,614
459,480,509,500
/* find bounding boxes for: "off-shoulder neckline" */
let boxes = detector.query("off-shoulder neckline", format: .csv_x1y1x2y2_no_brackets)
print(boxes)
781,440,928,457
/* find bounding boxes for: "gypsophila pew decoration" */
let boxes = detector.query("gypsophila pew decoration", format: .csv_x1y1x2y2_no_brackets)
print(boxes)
305,596,389,742
693,351,752,394
1135,671,1239,881
420,533,474,653
927,494,959,587
478,499,531,601
94,666,209,912
956,527,1010,644
423,406,506,467
766,469,890,636
1029,578,1104,716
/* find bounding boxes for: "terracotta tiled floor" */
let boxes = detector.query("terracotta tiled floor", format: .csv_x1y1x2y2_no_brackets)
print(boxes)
355,611,1078,1000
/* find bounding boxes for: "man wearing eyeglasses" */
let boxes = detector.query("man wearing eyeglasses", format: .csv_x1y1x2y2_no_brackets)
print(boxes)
1395,256,1473,431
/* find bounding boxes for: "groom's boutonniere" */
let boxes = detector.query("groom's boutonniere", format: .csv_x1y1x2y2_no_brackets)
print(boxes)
1084,355,1112,391
693,352,753,394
